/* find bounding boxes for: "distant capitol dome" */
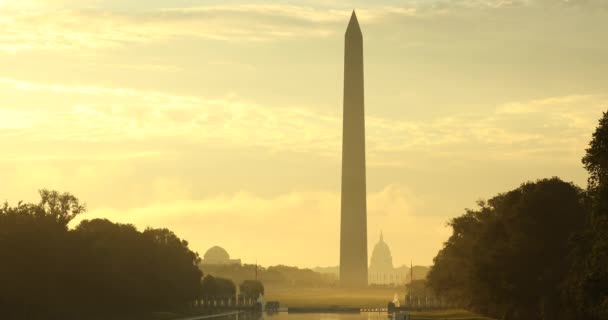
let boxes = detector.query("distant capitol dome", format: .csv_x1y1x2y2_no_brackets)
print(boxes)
368,232,406,285
201,246,241,266
370,232,394,271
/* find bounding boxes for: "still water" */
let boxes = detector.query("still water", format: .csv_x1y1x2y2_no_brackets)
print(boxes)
214,312,390,320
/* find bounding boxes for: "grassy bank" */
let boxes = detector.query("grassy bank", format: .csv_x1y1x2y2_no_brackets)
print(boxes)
265,286,406,308
265,287,493,320
408,310,493,320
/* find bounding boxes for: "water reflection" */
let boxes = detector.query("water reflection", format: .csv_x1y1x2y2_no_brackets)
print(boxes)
218,312,389,320
265,313,388,320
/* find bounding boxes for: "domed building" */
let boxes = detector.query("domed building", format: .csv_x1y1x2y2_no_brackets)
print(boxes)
368,233,408,285
200,246,242,266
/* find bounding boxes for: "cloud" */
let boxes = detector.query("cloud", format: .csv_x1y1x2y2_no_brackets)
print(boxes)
1,77,606,167
0,4,421,53
2,0,606,53
0,151,167,163
0,77,342,155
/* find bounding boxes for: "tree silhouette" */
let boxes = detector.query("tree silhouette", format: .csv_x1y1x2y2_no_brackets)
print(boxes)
425,110,608,319
577,111,608,319
239,280,264,298
201,275,236,298
428,178,587,320
0,191,203,319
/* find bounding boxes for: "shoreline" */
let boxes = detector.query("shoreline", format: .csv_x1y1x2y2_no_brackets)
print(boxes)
174,310,244,320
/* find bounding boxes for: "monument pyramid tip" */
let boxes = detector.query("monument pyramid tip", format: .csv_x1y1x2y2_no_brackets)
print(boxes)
347,9,361,32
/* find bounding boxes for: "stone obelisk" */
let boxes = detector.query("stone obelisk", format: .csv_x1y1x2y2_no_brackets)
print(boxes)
339,10,368,287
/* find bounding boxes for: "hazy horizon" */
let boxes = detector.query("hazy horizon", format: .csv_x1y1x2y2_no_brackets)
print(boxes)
2,0,608,268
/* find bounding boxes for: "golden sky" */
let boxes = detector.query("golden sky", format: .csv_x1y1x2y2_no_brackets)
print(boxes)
1,0,607,267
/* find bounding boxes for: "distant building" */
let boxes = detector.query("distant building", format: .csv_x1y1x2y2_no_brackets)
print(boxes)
200,246,242,266
368,233,408,285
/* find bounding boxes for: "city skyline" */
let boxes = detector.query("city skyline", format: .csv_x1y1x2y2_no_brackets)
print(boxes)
1,0,608,268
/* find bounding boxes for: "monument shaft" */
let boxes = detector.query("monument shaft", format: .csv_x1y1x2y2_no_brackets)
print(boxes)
339,11,368,287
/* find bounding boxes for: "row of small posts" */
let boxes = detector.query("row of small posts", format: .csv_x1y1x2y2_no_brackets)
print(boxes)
404,296,457,309
195,295,260,309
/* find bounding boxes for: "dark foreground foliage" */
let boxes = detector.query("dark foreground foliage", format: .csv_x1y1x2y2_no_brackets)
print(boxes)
0,190,202,320
428,111,608,320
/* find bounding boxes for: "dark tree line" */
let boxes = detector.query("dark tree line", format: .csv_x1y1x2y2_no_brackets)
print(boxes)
201,263,328,288
428,111,608,320
201,275,237,298
0,191,203,319
239,280,265,298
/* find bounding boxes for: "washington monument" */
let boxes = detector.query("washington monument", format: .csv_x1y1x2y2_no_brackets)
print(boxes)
339,11,368,287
